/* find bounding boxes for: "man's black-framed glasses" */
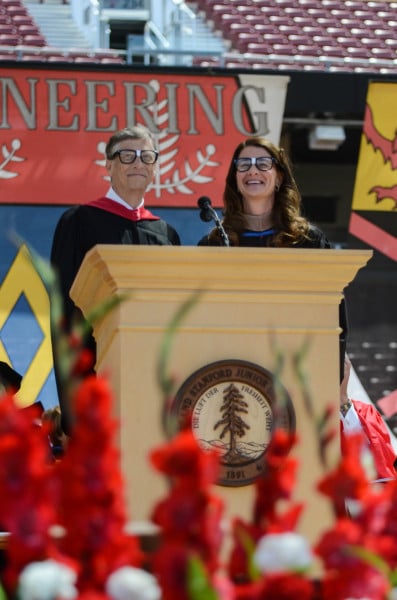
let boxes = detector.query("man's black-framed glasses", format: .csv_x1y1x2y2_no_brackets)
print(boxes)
234,156,277,172
111,149,159,164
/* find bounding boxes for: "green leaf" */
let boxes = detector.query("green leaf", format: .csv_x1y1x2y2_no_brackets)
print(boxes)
83,293,129,332
389,569,397,587
187,556,218,600
243,532,261,581
156,290,203,438
292,337,313,418
348,544,391,578
270,336,288,412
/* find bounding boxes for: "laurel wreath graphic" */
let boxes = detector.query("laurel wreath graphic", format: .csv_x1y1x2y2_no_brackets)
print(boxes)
0,139,25,179
95,78,220,195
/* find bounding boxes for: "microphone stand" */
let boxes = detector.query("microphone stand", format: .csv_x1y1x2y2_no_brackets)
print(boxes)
212,209,230,247
200,206,230,247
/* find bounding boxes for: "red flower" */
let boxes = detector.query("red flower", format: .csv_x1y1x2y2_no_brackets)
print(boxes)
71,348,95,378
152,486,224,564
315,517,364,570
56,376,142,592
228,430,302,587
0,394,58,592
265,430,297,469
233,579,267,600
213,573,236,600
150,541,192,600
317,433,370,517
228,519,261,584
149,428,220,488
321,566,390,600
77,592,109,600
253,430,299,527
149,428,226,598
262,573,315,600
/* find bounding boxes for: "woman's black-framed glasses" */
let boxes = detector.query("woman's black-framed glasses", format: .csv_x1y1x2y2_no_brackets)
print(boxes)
111,149,159,164
234,156,277,172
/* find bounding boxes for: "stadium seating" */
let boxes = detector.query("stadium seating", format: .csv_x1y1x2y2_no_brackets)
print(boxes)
186,0,397,73
0,23,16,33
0,0,124,63
0,32,19,45
0,0,396,71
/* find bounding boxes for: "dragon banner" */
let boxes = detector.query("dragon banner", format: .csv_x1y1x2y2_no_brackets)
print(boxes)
350,81,397,262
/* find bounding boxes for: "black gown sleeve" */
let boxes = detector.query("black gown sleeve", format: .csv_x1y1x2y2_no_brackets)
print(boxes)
50,208,96,436
167,224,181,246
50,208,86,329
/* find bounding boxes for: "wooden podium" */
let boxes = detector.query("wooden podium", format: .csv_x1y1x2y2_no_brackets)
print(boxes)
71,245,372,544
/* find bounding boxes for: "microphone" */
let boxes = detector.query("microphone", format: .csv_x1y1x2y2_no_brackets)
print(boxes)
198,196,213,223
197,196,230,247
198,195,212,211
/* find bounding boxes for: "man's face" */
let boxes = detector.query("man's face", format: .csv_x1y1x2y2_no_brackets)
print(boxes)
106,137,157,201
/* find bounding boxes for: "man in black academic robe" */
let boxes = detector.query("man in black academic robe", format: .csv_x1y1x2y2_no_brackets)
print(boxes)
50,126,180,435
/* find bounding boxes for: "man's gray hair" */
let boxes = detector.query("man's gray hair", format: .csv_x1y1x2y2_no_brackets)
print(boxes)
105,125,155,159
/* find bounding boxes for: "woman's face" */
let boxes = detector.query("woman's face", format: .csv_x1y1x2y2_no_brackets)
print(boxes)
235,145,281,209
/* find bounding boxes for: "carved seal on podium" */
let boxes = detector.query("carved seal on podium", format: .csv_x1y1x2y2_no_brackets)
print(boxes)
173,359,296,487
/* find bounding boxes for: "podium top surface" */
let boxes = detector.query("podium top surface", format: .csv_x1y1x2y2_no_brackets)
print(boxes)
71,245,372,305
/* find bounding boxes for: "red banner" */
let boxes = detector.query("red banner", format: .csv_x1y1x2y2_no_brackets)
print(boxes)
0,68,289,207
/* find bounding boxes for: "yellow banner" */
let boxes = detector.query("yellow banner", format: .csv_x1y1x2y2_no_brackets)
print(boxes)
352,81,397,212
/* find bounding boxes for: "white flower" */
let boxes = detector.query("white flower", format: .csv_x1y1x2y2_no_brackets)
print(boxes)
18,559,77,600
389,589,397,600
253,532,314,574
106,566,161,600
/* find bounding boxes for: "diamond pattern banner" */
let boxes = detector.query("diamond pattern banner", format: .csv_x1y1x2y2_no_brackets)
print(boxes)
0,245,53,407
